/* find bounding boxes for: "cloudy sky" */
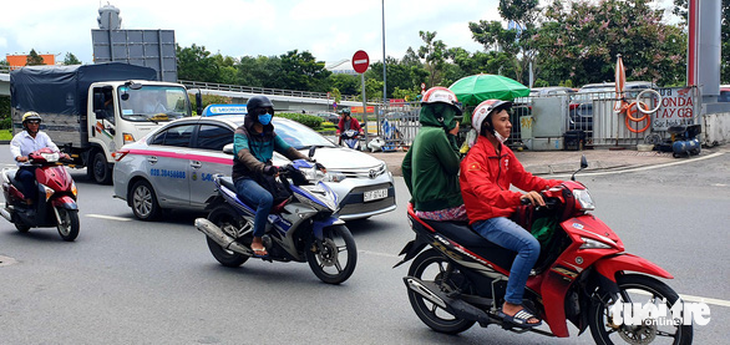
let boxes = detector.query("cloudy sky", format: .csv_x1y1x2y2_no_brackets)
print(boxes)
2,0,678,66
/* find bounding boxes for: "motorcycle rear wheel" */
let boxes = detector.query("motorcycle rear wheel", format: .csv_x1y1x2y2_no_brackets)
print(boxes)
588,274,693,345
305,225,357,284
56,207,79,242
407,249,476,334
206,206,249,267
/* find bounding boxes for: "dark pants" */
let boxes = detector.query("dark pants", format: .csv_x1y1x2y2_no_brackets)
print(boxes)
234,177,273,238
15,166,37,202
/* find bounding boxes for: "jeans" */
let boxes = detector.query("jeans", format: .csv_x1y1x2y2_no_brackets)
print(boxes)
234,177,273,238
472,217,540,305
15,167,37,202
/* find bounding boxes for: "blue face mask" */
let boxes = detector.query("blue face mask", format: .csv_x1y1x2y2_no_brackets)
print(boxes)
258,113,272,125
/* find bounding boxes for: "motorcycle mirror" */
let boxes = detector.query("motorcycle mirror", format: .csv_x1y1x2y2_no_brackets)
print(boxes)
222,143,234,155
308,146,317,159
195,90,203,115
571,155,589,181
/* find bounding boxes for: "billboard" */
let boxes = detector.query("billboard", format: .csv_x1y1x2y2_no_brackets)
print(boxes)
92,29,177,82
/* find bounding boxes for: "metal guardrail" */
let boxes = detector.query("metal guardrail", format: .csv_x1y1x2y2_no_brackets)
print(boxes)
0,66,9,74
180,80,359,102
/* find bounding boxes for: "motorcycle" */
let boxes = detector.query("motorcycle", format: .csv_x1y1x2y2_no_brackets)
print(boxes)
1,148,80,241
394,156,692,344
195,150,357,285
340,129,362,150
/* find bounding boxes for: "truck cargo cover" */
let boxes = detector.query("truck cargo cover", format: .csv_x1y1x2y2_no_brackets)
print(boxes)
10,62,158,117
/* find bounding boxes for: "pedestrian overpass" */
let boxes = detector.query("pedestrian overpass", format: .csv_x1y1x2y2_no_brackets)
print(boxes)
0,69,362,113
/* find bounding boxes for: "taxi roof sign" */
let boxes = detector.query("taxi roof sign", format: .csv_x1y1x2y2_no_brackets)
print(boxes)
202,104,248,116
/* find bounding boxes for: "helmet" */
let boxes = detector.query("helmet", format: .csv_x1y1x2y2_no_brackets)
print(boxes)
421,87,462,114
246,95,274,116
340,108,351,116
471,99,512,135
22,111,42,124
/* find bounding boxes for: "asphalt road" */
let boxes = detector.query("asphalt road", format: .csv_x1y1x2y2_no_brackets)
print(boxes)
0,147,728,344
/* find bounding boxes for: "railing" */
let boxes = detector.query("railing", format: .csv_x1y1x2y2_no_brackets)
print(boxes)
0,66,10,74
179,80,359,102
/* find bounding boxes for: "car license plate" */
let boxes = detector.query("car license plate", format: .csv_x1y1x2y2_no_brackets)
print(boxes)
363,188,388,202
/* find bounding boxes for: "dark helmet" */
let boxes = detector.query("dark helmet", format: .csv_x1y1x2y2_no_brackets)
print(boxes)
340,108,351,116
246,95,274,116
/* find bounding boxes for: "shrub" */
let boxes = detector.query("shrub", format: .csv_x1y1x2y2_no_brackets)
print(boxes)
0,117,11,130
277,112,323,129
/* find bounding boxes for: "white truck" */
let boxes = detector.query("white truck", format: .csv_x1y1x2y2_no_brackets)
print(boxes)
10,62,199,184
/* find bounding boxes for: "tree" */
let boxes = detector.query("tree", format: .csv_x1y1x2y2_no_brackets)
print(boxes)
328,73,360,96
278,50,331,92
417,31,449,87
26,49,45,66
176,44,221,82
63,53,81,65
537,0,686,87
674,0,730,83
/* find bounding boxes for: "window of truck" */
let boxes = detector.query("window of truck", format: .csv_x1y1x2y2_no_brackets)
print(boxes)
118,85,191,122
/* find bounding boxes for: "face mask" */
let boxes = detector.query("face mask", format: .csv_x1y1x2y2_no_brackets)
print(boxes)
258,113,272,125
494,130,508,144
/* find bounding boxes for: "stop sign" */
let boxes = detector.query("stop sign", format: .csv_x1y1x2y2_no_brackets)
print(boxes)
352,50,369,74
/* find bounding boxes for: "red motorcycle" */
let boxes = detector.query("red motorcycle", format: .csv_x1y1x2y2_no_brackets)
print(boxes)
395,157,692,344
1,148,80,241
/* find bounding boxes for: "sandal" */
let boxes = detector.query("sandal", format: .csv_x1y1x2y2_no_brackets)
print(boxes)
497,308,542,328
251,244,268,258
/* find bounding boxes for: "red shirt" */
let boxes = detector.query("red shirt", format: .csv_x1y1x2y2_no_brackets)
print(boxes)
337,117,362,135
460,136,560,224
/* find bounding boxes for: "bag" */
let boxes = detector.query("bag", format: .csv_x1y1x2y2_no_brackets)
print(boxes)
252,173,292,205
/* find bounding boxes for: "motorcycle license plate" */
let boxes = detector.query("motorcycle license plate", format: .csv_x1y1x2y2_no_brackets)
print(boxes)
363,188,387,202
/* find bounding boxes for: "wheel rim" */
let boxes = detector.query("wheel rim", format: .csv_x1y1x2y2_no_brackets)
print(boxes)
56,208,71,236
94,156,106,180
313,229,350,276
411,255,466,324
598,284,686,344
133,185,153,217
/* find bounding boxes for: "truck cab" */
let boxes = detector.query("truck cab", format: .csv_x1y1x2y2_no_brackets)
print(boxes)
88,81,192,183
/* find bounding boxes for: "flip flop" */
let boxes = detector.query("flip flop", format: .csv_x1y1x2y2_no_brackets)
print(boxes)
497,308,542,328
251,246,268,258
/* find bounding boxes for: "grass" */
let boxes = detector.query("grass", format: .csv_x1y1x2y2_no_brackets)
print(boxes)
0,129,11,141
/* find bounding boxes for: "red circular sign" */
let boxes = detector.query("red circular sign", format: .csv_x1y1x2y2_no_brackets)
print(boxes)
352,50,370,74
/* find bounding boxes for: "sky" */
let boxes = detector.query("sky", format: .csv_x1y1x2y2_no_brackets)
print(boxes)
1,0,679,67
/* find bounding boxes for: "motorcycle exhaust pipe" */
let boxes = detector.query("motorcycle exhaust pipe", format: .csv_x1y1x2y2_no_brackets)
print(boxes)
194,218,251,255
403,276,493,325
0,208,12,222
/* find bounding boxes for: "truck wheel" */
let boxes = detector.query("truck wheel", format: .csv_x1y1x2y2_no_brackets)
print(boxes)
91,152,113,185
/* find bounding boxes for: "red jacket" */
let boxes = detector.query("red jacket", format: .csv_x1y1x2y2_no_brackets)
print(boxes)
337,117,362,135
460,137,560,224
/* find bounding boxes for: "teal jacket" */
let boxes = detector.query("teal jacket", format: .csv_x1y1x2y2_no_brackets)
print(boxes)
401,104,463,212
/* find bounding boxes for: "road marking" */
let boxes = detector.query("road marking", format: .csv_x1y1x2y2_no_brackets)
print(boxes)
679,294,730,308
551,151,725,178
359,250,398,259
85,214,132,222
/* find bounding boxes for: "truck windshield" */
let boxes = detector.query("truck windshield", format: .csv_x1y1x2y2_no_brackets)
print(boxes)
118,85,192,122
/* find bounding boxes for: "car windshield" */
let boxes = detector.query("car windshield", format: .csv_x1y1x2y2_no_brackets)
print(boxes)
119,85,192,122
230,118,337,150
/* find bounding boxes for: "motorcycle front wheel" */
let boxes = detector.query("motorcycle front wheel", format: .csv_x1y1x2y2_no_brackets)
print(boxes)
305,225,357,284
407,249,476,334
588,274,693,345
205,206,250,267
55,207,79,241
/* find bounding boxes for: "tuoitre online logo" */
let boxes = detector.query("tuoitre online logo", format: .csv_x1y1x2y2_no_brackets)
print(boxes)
609,299,711,326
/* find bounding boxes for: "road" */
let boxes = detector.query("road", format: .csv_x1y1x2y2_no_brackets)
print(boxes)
0,146,728,344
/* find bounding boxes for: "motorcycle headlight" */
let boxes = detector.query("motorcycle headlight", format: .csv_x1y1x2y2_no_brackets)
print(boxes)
573,189,595,211
40,152,60,162
579,236,615,250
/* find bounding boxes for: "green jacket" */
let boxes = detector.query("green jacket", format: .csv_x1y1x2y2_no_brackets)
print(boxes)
401,104,463,212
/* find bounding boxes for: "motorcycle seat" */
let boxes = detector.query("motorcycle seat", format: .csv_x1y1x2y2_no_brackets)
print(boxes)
4,169,24,191
421,218,516,272
219,176,235,191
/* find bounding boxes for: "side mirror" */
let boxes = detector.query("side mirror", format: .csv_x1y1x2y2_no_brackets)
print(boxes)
223,143,234,155
580,155,588,169
195,90,203,115
308,146,317,159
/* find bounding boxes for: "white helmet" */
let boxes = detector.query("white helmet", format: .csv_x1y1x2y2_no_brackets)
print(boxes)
421,87,462,114
471,99,512,135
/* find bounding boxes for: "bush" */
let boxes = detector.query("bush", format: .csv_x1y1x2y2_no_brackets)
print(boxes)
277,112,323,129
0,117,11,130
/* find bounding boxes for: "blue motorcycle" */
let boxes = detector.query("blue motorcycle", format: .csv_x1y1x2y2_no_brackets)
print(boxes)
195,158,357,284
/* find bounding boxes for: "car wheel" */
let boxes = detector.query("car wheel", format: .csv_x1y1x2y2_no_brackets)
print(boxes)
130,180,161,221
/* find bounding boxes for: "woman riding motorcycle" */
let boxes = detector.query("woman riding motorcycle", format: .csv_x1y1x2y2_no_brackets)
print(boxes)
460,99,562,328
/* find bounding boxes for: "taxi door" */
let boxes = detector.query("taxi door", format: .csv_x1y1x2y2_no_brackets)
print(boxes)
146,123,196,207
188,123,235,208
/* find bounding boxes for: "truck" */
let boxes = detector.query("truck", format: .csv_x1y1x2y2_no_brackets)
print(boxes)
10,62,198,184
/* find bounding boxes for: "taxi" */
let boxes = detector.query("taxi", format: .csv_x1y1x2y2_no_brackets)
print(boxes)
112,106,396,221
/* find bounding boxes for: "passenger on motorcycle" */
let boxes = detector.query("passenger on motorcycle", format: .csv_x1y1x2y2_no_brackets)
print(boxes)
9,112,67,206
460,99,562,328
401,87,467,221
336,108,363,145
232,96,325,257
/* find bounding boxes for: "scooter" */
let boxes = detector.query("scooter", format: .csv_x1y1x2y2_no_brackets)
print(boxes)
340,129,362,150
195,152,357,284
1,148,80,241
394,157,692,344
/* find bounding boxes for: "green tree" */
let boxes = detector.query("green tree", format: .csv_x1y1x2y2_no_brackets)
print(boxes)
417,31,449,87
674,0,730,83
176,44,221,82
328,73,360,96
278,50,331,92
26,49,45,66
63,52,81,65
537,0,685,87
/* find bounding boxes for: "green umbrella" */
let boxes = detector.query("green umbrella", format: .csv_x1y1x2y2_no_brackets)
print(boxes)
448,74,530,107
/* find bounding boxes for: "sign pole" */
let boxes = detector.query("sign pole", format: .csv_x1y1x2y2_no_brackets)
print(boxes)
361,73,369,148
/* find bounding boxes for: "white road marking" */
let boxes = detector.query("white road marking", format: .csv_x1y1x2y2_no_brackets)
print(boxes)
359,250,398,259
85,214,132,222
552,151,725,178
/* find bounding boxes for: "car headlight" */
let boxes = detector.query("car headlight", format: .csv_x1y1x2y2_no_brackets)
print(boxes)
573,189,595,211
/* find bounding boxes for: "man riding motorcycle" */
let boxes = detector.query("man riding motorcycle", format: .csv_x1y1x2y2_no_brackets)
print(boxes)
336,108,363,145
9,112,67,205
